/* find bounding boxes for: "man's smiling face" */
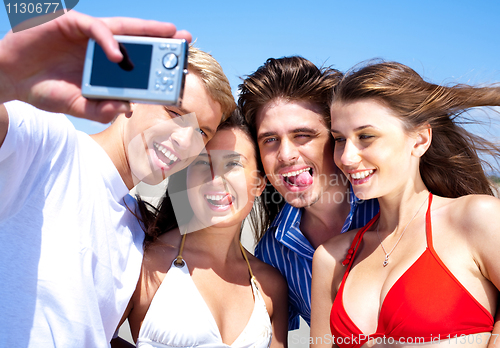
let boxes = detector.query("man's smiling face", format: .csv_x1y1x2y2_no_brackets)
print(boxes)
124,72,222,186
255,99,339,208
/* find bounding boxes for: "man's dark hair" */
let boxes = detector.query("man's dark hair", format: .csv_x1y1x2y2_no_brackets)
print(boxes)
238,56,343,239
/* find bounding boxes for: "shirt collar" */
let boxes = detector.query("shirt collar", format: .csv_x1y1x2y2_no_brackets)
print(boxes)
342,187,362,233
272,203,314,259
271,185,363,259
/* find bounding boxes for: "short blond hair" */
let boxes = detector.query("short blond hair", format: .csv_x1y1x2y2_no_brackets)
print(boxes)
188,46,235,122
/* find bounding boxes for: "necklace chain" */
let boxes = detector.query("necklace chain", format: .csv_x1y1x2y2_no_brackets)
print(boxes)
376,195,428,267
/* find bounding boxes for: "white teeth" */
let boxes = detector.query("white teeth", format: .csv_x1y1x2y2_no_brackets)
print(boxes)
205,194,231,207
205,194,225,201
282,168,311,177
154,143,178,163
350,170,374,180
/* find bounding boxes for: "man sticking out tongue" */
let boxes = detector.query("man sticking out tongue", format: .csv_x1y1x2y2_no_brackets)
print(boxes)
237,56,380,330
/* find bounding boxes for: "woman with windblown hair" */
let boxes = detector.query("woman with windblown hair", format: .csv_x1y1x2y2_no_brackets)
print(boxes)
310,61,500,348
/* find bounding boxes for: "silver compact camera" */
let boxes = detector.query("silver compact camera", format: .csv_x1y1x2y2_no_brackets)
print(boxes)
82,35,188,105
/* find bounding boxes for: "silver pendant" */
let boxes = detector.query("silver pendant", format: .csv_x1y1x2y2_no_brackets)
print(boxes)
383,255,389,267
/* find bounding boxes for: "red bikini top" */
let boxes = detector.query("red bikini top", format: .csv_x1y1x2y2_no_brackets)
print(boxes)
330,193,493,348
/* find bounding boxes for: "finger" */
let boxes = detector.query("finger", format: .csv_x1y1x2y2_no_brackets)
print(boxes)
78,15,187,62
101,17,179,38
94,100,131,122
172,30,192,43
72,97,131,123
91,18,183,62
84,18,123,62
63,11,123,63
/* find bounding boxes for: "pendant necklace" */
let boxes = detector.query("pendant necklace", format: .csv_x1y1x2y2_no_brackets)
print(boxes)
376,195,428,267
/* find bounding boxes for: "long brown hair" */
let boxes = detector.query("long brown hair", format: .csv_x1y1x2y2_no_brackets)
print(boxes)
332,60,500,197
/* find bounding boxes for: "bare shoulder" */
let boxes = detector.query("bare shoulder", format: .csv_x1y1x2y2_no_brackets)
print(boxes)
244,252,287,323
246,253,287,299
442,194,500,282
245,252,288,346
446,194,500,236
452,193,500,214
315,229,360,267
142,228,182,273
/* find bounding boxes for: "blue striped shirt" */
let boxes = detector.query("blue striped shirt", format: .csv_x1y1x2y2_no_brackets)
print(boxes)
254,189,379,330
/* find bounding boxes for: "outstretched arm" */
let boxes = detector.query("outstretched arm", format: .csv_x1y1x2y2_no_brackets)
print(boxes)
0,10,191,123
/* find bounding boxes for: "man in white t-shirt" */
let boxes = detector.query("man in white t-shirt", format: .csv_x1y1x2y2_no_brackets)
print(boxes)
0,11,236,347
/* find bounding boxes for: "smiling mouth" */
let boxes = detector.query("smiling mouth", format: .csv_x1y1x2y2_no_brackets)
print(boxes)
281,167,313,187
205,194,234,207
349,169,374,180
153,142,179,166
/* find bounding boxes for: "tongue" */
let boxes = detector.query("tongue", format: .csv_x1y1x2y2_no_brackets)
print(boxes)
288,171,313,187
210,195,232,206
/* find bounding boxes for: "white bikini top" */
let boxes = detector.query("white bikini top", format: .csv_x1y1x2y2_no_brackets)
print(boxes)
136,237,272,348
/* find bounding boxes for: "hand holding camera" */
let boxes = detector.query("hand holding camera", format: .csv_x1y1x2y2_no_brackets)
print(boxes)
0,10,191,123
82,36,188,107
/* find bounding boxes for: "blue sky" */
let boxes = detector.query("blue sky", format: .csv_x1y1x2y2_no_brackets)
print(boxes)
2,0,500,137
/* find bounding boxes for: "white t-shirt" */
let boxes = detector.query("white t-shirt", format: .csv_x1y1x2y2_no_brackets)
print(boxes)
0,101,145,347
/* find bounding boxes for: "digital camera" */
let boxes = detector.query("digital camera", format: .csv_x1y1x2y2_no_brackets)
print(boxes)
82,35,188,105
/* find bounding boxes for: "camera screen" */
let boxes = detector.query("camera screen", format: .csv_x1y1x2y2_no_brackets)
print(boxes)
89,42,152,89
